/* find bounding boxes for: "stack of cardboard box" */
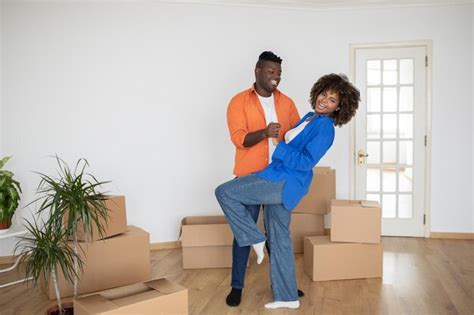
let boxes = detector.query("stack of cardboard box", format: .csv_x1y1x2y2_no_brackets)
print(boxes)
304,199,383,281
179,167,335,268
290,167,335,253
41,196,151,299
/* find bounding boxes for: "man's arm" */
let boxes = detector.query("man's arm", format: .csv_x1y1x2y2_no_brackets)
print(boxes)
227,97,280,148
243,123,280,147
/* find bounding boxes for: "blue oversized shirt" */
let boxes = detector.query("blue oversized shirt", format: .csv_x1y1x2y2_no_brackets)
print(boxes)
256,112,335,211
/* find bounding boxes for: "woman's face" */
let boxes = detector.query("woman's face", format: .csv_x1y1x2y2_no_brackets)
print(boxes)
314,89,340,114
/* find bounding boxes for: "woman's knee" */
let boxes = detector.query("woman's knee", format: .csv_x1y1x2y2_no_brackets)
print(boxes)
215,184,226,201
215,181,232,201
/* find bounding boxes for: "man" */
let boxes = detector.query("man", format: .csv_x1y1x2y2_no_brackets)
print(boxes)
225,51,302,306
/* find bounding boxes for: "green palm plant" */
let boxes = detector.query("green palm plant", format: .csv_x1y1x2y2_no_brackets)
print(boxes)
15,219,82,315
0,156,22,229
34,156,110,299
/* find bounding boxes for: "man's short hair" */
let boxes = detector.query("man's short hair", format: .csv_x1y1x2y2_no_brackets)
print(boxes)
256,51,282,67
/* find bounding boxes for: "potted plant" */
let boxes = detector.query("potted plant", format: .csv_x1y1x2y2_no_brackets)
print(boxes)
15,218,81,315
34,156,110,299
0,156,22,232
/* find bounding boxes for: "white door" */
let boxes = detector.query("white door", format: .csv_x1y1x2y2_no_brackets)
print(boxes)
354,46,427,237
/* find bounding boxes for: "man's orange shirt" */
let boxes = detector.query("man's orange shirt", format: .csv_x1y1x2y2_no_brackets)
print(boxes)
227,85,300,176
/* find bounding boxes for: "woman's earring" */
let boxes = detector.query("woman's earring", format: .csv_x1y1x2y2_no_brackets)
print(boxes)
336,108,340,111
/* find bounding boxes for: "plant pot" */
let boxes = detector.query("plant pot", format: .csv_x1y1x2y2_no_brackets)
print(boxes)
45,302,73,315
0,218,10,233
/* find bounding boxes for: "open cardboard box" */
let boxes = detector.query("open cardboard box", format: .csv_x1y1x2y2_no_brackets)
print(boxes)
180,216,235,269
74,277,188,315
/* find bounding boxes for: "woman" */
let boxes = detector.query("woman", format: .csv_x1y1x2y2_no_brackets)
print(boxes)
215,73,360,309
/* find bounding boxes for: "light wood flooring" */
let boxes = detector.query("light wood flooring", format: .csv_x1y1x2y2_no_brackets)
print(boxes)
0,237,473,314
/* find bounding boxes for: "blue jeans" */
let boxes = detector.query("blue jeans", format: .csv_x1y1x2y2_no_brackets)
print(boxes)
230,204,260,289
215,175,298,301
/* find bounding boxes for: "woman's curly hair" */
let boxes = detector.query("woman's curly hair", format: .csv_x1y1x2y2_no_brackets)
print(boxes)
309,73,360,127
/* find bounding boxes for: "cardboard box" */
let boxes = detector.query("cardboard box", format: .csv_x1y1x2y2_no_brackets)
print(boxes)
181,216,235,269
70,195,128,242
304,236,383,281
42,226,150,299
330,200,381,244
256,211,325,254
293,167,336,215
74,277,188,315
291,213,324,253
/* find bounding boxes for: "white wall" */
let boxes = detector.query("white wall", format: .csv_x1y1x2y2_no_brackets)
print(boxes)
1,2,473,253
472,4,474,232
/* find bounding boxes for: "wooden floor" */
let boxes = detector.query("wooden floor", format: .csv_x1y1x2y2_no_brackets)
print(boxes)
1,237,473,314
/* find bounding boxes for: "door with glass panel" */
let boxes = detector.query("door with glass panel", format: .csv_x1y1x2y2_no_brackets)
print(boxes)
354,46,426,237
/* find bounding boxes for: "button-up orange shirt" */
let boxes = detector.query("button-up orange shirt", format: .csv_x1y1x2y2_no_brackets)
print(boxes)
227,85,300,176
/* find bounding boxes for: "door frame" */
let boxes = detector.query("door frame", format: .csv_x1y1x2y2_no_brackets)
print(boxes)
348,40,432,237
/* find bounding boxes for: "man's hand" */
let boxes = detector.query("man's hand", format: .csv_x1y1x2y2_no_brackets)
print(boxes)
265,122,281,138
242,122,281,148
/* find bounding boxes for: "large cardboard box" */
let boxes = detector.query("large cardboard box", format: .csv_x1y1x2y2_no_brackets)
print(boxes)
304,236,383,281
291,213,324,253
293,167,336,215
330,200,381,244
74,277,188,315
181,216,234,269
42,226,150,299
70,195,128,242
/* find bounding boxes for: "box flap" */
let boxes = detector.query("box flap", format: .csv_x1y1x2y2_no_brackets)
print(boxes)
331,199,353,207
304,235,331,245
76,294,119,313
361,200,380,208
145,278,186,294
314,167,333,174
182,216,228,225
112,289,163,307
180,216,233,247
179,216,229,241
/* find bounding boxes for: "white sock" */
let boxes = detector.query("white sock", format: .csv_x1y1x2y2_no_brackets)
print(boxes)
252,241,265,264
264,300,300,309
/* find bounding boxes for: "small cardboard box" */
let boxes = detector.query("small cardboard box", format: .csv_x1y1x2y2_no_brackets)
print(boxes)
304,236,383,281
74,277,188,315
330,200,381,244
291,213,324,253
181,216,234,269
69,195,128,242
293,167,336,215
42,225,150,299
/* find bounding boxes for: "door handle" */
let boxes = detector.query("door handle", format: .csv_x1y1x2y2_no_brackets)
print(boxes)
358,149,369,165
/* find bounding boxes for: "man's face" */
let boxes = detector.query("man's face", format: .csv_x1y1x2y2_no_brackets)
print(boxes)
255,61,282,95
